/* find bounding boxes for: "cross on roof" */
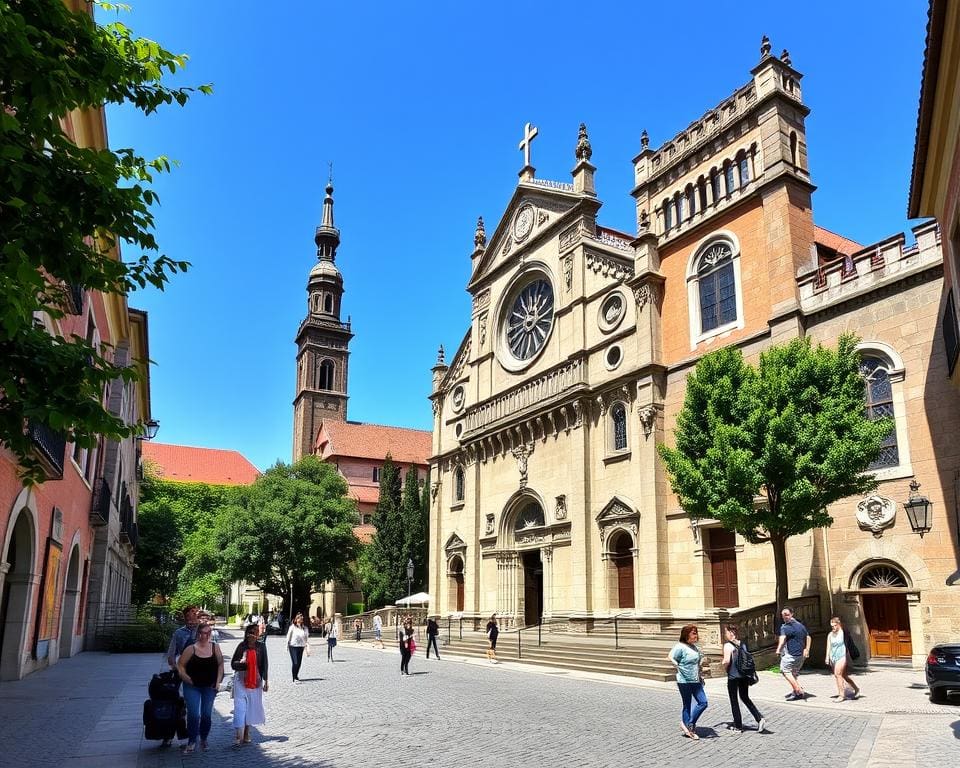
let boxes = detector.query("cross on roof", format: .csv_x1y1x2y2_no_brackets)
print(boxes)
518,122,539,169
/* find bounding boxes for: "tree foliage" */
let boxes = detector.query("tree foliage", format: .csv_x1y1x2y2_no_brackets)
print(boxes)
658,335,891,607
213,456,359,618
0,1,208,482
362,455,406,607
401,465,428,593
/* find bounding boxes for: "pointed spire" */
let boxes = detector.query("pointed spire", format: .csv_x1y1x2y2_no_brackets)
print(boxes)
640,129,650,150
474,216,487,248
760,35,772,58
314,166,341,262
575,123,592,162
436,345,445,365
780,48,792,66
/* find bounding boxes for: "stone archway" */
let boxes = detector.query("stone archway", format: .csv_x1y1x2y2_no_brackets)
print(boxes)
1,503,39,680
58,544,82,659
608,530,635,609
447,555,465,613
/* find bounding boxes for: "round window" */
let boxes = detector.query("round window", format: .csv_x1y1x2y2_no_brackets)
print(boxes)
605,344,623,370
501,276,555,367
451,385,465,413
598,291,626,333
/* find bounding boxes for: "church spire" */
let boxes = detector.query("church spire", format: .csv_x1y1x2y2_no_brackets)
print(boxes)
314,170,341,262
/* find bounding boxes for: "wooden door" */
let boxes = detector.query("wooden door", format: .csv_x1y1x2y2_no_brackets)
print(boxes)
611,535,634,609
863,594,912,660
709,529,739,608
455,575,464,612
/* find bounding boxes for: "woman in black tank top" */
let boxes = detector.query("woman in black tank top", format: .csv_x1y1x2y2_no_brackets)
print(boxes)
176,622,223,753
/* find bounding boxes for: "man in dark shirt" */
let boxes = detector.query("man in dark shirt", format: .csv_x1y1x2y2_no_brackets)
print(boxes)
776,606,811,700
426,616,441,660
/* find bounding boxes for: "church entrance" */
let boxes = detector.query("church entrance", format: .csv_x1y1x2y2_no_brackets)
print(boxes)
448,556,465,613
707,529,739,608
609,532,634,609
521,550,543,626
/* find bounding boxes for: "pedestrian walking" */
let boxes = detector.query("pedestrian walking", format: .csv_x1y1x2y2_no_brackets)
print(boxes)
776,606,811,700
426,615,440,659
164,604,200,748
326,614,340,661
399,616,415,675
721,624,766,733
354,617,363,642
669,624,708,740
176,622,224,753
485,613,499,664
230,625,269,747
825,616,861,700
286,612,310,684
373,612,384,649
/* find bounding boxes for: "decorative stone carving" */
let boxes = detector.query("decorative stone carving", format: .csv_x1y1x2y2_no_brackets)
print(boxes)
634,283,655,313
575,122,592,162
431,398,441,417
638,405,657,437
478,312,488,346
537,209,549,226
511,444,532,488
474,216,487,248
445,533,467,556
559,224,581,251
640,129,649,150
585,249,631,282
562,254,573,291
760,35,772,58
555,495,567,521
485,513,495,535
638,210,650,231
473,289,490,313
431,481,441,501
856,495,896,538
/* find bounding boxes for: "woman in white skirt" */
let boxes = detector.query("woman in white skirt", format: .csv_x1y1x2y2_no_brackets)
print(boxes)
230,625,269,747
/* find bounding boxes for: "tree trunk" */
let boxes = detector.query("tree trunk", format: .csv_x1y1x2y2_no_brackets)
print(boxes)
291,582,314,621
771,535,790,621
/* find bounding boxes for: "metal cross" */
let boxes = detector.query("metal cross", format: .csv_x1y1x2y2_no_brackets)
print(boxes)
518,122,539,168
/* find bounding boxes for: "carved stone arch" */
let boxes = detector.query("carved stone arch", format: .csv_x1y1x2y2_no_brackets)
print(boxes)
685,229,742,279
444,533,467,572
840,541,931,591
595,495,640,554
1,487,40,680
500,488,547,546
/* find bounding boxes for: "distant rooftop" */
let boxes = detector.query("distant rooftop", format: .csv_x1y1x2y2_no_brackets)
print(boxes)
316,420,431,465
143,442,260,486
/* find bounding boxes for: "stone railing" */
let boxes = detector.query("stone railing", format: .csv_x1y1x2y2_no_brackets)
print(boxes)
589,228,633,252
723,593,823,651
525,178,574,192
463,358,586,434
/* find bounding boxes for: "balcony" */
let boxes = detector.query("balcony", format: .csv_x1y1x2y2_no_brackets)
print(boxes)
90,478,112,525
28,421,66,480
119,493,133,545
63,282,84,315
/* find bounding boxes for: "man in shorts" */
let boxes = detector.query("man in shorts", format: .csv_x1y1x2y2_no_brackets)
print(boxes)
373,612,384,649
776,606,810,700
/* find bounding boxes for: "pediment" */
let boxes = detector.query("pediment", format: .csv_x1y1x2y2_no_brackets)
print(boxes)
468,182,594,290
439,330,471,392
595,495,640,525
444,533,467,554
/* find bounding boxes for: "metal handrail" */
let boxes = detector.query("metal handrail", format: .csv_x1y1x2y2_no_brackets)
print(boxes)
592,612,631,649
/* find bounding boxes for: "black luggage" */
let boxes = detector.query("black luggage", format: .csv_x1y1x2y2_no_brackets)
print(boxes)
148,670,180,701
142,697,186,741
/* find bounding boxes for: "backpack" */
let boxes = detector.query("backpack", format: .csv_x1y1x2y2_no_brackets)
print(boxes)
735,640,758,681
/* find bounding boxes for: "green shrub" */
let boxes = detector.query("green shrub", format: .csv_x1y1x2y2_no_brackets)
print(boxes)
346,602,365,616
108,617,170,653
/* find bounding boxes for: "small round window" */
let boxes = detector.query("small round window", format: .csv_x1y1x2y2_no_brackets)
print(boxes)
451,385,465,413
605,344,623,371
598,290,626,333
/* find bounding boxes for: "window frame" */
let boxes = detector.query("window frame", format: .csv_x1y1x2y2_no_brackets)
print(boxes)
686,232,745,349
855,342,912,481
453,465,465,503
610,402,629,453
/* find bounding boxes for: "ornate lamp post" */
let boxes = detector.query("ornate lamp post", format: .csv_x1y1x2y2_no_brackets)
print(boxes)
406,558,414,606
903,480,933,538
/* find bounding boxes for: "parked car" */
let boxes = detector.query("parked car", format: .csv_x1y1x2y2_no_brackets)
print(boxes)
925,643,960,703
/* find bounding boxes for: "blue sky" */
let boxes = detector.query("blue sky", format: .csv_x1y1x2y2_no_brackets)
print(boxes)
104,1,930,472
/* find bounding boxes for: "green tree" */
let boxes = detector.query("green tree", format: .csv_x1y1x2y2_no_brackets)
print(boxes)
658,335,891,608
0,1,208,482
401,465,428,592
130,487,181,605
363,455,405,607
213,456,359,617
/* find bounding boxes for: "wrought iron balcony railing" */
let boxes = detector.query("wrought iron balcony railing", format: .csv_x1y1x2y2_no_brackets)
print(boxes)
28,421,66,480
90,478,112,525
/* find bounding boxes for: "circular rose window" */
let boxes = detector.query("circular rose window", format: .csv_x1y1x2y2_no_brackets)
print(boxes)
504,278,554,362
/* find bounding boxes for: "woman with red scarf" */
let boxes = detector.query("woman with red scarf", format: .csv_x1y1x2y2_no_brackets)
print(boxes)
230,625,269,747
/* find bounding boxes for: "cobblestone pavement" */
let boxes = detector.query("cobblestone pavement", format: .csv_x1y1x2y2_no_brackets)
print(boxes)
1,638,957,768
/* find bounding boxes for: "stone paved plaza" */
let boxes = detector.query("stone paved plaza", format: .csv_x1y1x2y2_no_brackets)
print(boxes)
0,633,957,768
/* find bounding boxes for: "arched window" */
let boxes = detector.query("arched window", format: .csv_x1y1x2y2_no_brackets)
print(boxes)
685,185,696,219
737,151,750,186
514,502,545,531
674,191,684,224
697,178,708,211
324,294,333,313
453,466,465,502
710,169,722,203
317,359,335,390
663,199,673,231
611,402,628,451
861,356,900,469
724,161,735,196
697,242,737,332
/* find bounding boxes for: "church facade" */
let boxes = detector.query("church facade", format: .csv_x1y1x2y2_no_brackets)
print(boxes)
428,41,960,668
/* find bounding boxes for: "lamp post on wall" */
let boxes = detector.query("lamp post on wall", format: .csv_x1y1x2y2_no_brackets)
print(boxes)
406,558,414,608
903,480,933,537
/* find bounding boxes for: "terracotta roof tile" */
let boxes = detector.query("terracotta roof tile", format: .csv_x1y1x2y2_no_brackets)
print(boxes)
353,524,376,545
143,442,260,486
350,485,381,504
814,225,863,255
316,420,431,465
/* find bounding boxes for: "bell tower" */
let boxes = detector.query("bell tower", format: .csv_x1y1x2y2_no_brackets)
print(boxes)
293,178,353,460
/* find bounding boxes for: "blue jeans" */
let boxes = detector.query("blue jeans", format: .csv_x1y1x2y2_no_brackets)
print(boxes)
182,682,216,744
677,682,708,728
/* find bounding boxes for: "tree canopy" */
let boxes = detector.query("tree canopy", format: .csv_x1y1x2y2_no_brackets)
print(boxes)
361,455,406,607
213,456,359,617
0,1,208,482
658,334,891,607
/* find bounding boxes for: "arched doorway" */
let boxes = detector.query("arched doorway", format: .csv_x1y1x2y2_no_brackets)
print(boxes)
512,501,545,626
609,531,634,609
859,563,912,661
59,546,82,658
0,508,37,680
521,550,543,625
448,556,464,613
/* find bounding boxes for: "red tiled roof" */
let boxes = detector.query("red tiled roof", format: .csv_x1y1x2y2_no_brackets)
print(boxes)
351,485,381,505
814,225,863,255
143,442,260,486
316,420,431,465
353,524,376,545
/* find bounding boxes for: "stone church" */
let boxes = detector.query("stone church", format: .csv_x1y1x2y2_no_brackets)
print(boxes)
427,39,960,668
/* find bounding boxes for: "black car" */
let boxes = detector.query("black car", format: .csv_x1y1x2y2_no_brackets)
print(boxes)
925,643,960,703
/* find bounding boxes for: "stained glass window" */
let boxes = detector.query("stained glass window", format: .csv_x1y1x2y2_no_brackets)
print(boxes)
697,243,737,332
454,466,465,502
861,357,899,469
612,403,628,451
505,278,554,361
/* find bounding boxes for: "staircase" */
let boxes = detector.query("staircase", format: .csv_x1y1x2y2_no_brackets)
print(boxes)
440,629,678,682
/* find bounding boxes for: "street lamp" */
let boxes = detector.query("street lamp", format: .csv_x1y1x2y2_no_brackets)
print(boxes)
903,480,933,537
406,558,414,606
142,419,160,440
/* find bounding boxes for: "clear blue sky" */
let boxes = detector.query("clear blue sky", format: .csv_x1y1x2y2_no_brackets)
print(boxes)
104,1,930,472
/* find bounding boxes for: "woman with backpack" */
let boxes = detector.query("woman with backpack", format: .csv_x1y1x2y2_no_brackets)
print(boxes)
825,616,861,700
722,624,766,733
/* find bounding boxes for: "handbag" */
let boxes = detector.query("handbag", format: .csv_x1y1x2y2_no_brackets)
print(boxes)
410,637,416,653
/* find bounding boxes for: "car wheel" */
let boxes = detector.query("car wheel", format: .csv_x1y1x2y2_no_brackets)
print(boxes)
930,687,948,704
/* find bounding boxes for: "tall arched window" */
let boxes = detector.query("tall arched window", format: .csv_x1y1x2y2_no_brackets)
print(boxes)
611,402,628,451
737,151,750,186
674,191,684,224
663,198,673,231
697,177,708,211
317,359,335,390
724,161,735,196
324,294,333,313
861,356,900,469
453,466,465,502
710,169,722,203
697,242,737,332
685,184,697,219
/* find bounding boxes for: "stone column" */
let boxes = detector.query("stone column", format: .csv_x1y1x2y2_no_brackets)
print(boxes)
541,546,554,618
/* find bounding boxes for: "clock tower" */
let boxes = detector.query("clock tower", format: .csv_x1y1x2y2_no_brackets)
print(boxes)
292,180,353,461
